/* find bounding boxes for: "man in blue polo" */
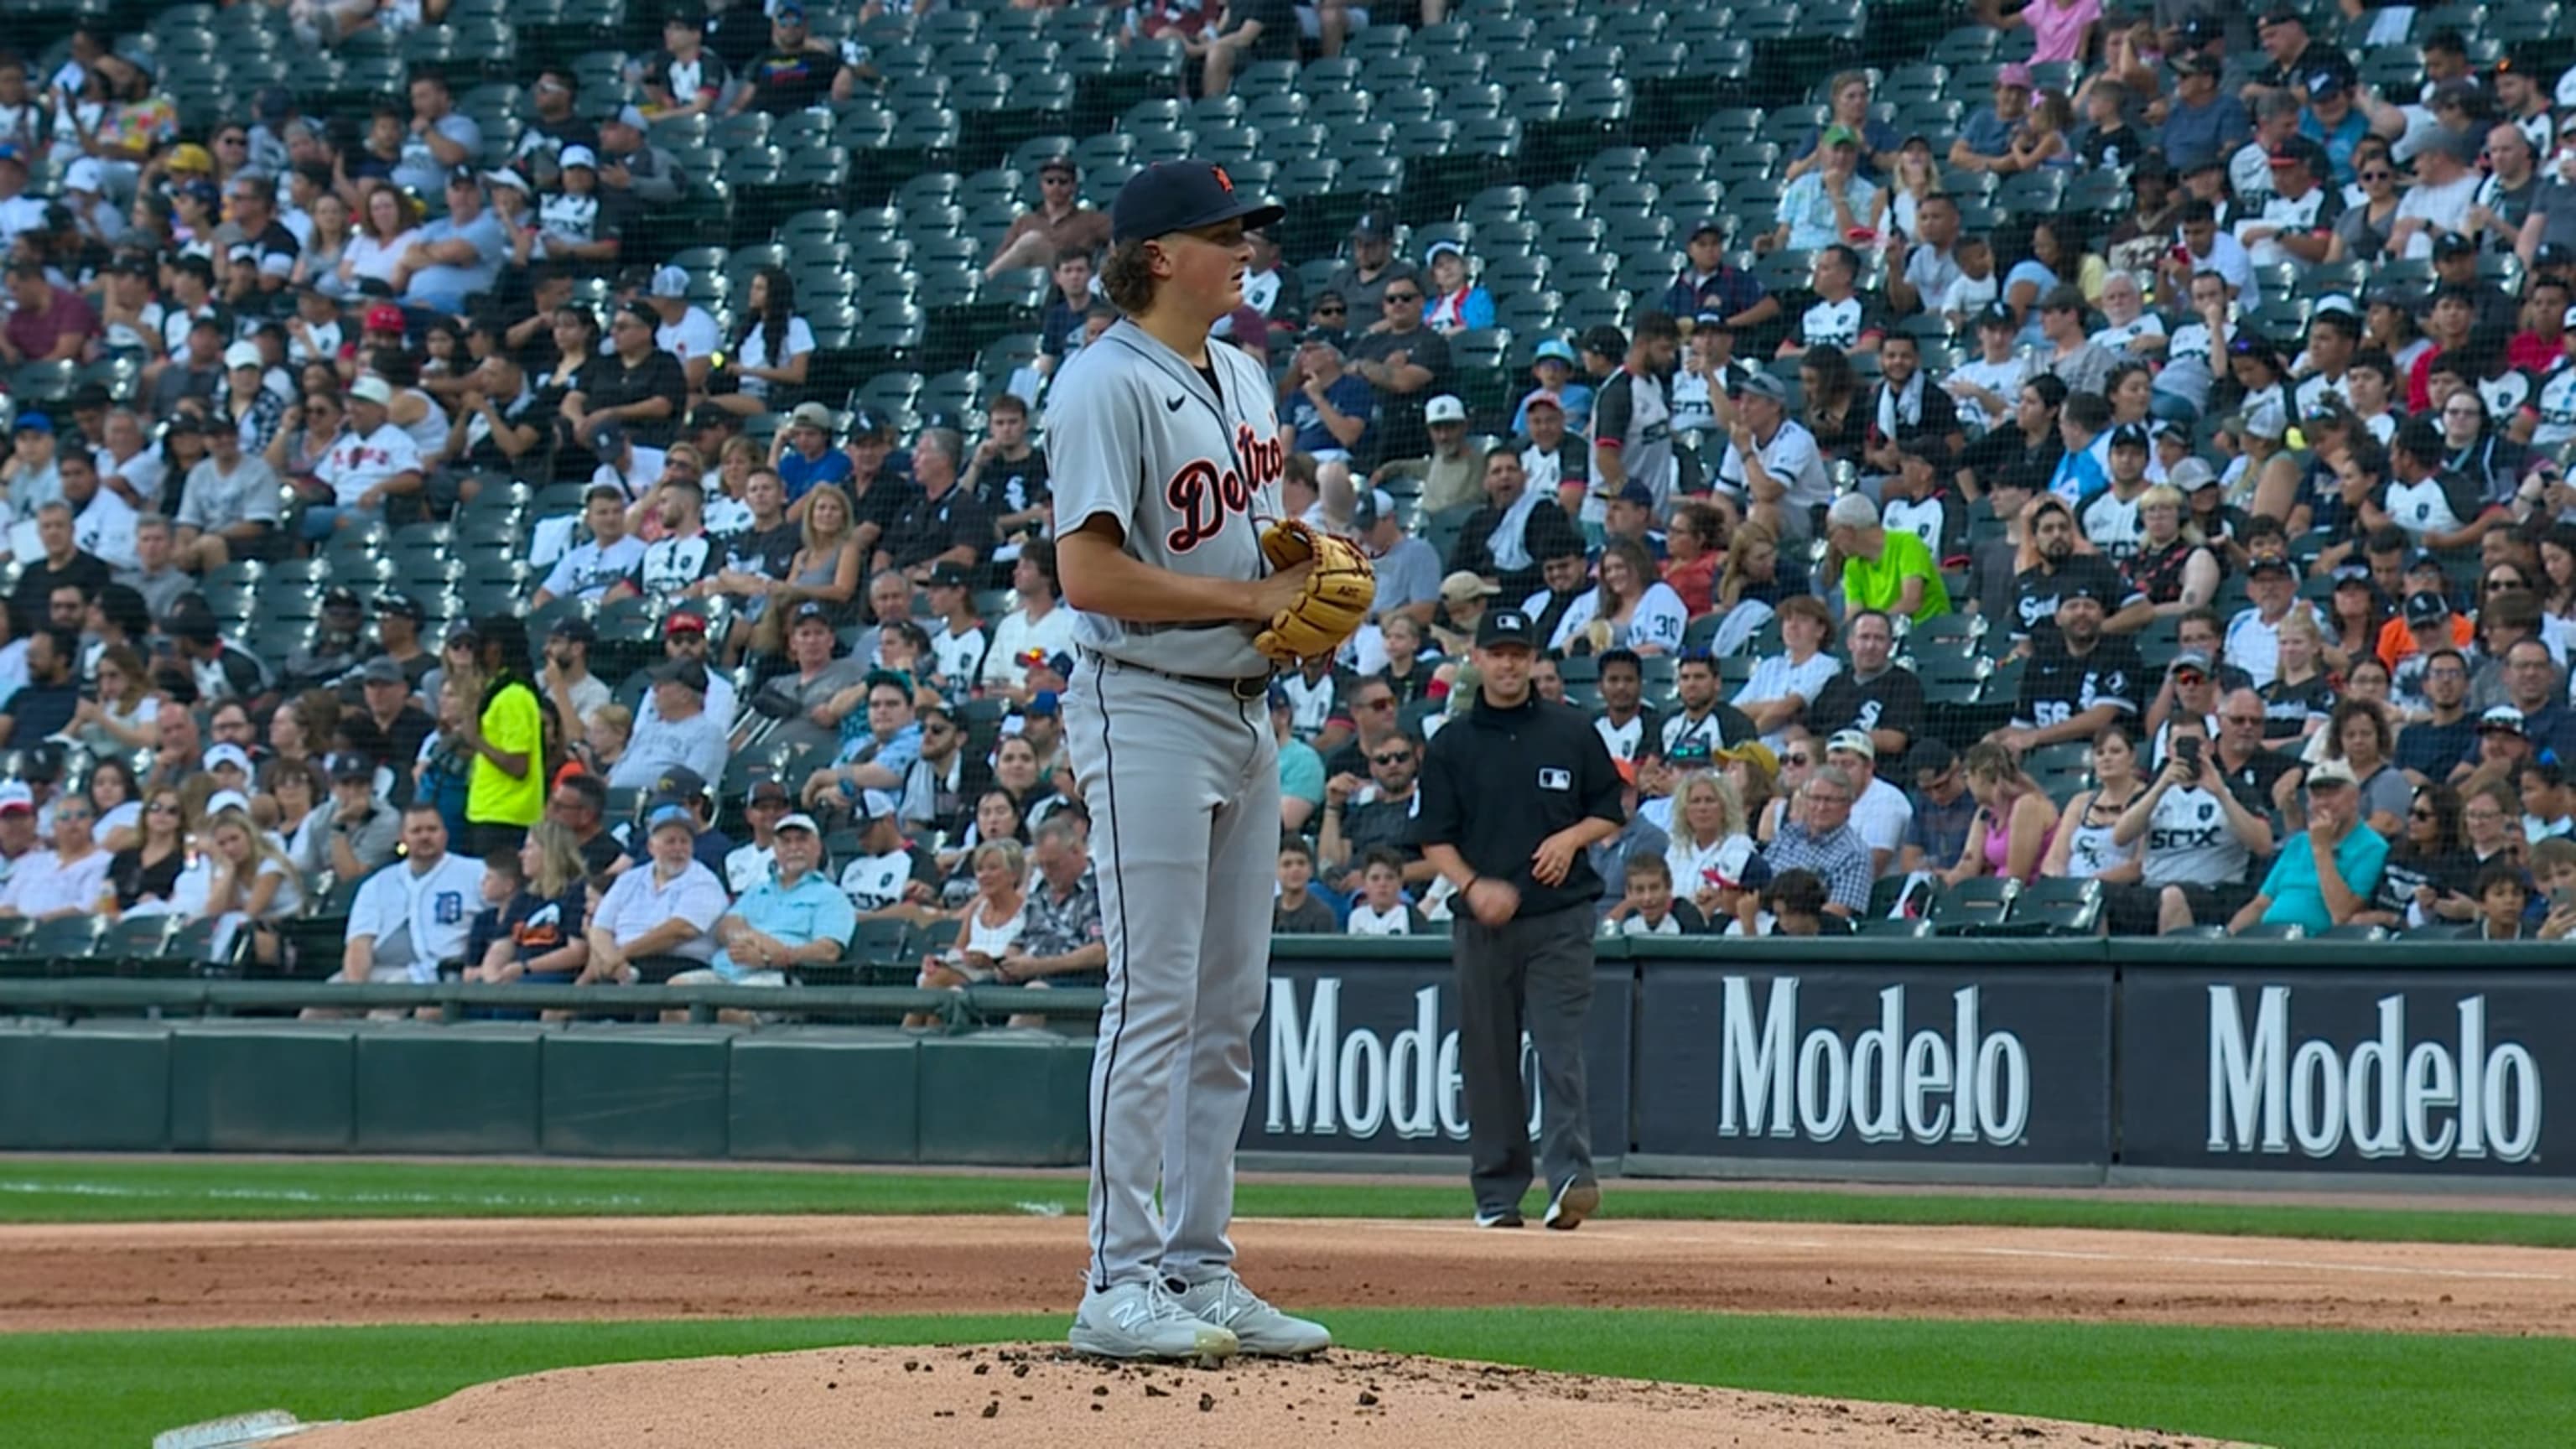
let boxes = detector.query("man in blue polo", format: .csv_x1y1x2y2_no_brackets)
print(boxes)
673,811,854,991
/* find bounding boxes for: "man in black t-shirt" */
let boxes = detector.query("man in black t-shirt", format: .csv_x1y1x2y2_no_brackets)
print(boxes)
963,394,1052,548
1804,609,1925,760
875,428,993,579
1996,583,2145,752
735,2,846,116
568,304,690,449
2012,496,2142,646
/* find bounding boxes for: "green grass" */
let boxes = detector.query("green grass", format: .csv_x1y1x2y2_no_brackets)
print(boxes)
7,1311,2567,1449
3,1156,2573,1247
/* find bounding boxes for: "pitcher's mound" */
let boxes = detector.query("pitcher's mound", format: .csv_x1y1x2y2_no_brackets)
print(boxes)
280,1343,2253,1447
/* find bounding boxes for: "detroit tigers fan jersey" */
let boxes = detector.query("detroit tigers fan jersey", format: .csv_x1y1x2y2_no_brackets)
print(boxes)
1045,318,1285,681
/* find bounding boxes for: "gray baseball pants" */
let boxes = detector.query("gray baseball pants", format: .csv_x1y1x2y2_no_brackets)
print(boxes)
1066,653,1280,1291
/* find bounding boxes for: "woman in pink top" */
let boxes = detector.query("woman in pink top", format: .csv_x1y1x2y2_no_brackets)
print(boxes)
1941,742,2061,886
1981,0,2101,66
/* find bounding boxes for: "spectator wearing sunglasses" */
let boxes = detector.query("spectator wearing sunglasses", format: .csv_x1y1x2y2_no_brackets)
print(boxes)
1348,273,1452,467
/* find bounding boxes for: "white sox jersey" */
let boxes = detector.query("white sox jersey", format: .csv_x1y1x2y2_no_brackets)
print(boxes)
1046,318,1286,679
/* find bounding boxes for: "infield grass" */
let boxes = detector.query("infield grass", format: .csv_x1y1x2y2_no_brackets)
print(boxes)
1,1156,2572,1246
5,1310,2566,1449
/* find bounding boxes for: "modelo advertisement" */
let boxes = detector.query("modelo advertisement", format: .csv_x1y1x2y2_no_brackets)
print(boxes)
2120,974,2558,1175
1629,964,2114,1166
1244,958,1632,1157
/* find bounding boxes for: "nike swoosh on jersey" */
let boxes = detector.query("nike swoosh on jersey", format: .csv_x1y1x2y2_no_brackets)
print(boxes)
1166,395,1187,411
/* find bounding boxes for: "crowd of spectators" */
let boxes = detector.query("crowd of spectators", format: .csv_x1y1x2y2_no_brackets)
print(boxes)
0,0,2573,995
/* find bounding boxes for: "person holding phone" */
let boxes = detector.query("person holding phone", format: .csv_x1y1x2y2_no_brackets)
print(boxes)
2108,714,2274,934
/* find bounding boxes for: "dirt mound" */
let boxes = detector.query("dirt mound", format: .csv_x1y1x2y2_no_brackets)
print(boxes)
278,1343,2254,1448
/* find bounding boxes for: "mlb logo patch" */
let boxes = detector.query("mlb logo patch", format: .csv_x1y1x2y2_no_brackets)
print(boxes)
1538,767,1571,791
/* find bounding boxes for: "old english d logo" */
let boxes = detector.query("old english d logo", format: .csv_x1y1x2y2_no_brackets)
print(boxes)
1211,164,1234,193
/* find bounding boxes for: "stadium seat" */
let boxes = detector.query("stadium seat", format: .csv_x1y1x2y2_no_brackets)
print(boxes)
1930,877,2019,935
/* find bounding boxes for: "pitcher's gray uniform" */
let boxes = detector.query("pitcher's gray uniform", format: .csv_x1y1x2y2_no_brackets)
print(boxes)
1049,314,1290,1296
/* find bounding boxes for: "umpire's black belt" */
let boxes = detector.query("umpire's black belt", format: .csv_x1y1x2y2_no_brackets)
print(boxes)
1085,649,1274,701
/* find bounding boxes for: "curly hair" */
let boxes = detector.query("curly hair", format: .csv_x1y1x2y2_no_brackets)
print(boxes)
1098,237,1158,315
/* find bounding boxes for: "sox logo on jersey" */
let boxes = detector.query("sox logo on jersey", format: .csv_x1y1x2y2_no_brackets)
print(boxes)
1165,423,1288,553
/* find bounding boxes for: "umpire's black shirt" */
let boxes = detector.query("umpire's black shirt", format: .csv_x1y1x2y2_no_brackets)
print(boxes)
1413,693,1626,917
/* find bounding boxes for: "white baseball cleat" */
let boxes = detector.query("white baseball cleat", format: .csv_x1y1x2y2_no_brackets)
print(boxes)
1069,1280,1240,1363
1172,1271,1333,1356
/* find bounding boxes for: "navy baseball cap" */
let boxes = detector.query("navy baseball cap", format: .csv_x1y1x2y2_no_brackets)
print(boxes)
1111,160,1284,245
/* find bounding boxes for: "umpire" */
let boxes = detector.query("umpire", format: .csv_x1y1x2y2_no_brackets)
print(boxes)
1413,607,1624,1229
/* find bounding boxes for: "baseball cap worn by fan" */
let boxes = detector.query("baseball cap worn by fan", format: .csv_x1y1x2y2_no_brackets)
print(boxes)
850,788,901,823
1735,371,1789,404
1353,488,1396,530
2303,757,2360,789
653,658,711,693
1440,569,1499,606
653,766,709,802
1109,160,1285,245
664,610,709,637
649,265,690,299
2405,590,2453,627
1424,394,1467,424
2480,706,2528,736
1825,729,1875,761
224,341,264,371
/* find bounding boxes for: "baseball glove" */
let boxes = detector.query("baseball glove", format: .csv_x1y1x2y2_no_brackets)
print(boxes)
1254,518,1377,663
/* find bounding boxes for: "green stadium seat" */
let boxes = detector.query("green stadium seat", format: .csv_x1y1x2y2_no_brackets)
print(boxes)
1930,877,2020,936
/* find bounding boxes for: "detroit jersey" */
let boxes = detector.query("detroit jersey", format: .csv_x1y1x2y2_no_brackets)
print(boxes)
1046,318,1286,679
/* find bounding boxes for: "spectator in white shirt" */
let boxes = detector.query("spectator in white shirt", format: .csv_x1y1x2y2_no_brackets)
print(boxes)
608,657,730,791
306,376,423,542
318,805,490,991
1822,728,1914,875
533,482,647,607
643,265,724,392
978,539,1078,697
580,804,729,984
1732,595,1844,749
0,791,109,919
2392,125,2485,259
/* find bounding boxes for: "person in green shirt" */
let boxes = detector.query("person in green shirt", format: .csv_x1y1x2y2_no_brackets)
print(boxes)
457,614,548,854
1825,492,1952,623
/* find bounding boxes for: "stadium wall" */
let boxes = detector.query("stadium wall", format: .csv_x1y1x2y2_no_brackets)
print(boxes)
2,938,2570,1190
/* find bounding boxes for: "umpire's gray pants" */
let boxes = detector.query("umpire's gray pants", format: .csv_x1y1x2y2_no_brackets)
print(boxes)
1452,901,1596,1215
